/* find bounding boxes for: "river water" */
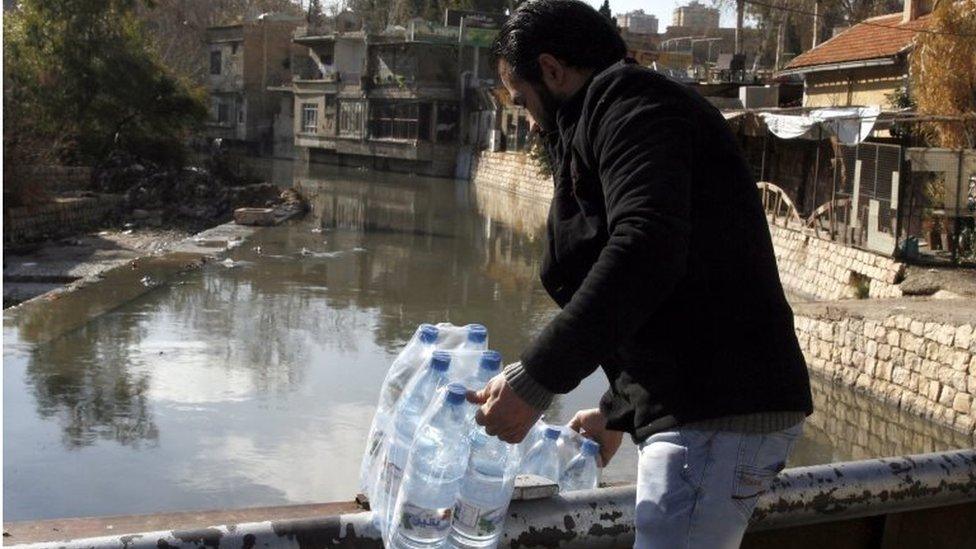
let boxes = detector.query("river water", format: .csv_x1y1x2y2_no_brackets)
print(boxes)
4,160,971,521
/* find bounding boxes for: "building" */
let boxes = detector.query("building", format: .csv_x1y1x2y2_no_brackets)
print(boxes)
672,1,719,30
779,0,933,109
616,10,658,35
205,13,304,154
283,14,501,178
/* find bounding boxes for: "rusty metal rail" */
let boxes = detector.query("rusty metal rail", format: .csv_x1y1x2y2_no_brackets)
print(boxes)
9,449,975,549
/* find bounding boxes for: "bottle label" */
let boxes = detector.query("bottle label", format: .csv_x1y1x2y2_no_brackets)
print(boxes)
452,499,507,537
399,502,453,538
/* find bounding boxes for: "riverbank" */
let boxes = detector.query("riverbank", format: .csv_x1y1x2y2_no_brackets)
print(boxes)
471,150,976,438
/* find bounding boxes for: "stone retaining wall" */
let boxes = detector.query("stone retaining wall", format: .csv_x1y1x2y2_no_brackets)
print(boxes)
4,195,123,243
795,302,976,437
23,165,94,194
470,151,554,203
770,224,904,300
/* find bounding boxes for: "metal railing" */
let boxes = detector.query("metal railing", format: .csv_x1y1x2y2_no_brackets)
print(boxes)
8,449,975,549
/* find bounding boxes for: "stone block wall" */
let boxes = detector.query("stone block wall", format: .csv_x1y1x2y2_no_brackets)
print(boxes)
23,165,93,194
470,151,554,203
794,303,976,437
4,195,122,243
770,224,904,300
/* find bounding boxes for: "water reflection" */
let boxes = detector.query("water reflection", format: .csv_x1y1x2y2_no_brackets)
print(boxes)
4,162,971,522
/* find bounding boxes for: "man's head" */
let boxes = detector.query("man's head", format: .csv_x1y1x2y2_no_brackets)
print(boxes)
491,0,627,132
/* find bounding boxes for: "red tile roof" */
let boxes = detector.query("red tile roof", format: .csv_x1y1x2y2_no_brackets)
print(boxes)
785,12,931,71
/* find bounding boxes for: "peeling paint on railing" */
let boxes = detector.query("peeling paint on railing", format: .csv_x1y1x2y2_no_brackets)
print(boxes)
8,449,975,549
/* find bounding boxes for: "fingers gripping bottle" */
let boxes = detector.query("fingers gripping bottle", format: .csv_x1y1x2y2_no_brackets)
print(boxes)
558,439,601,492
520,427,562,483
389,384,473,549
447,427,519,548
376,350,452,534
466,350,502,392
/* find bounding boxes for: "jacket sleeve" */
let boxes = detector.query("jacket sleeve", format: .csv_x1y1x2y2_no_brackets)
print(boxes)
517,88,693,396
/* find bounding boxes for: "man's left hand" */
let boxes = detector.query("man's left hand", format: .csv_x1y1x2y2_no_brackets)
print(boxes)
468,373,542,444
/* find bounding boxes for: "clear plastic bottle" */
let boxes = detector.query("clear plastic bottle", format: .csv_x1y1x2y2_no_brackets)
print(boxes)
466,350,501,391
362,324,440,494
448,427,518,548
376,350,452,534
390,384,473,549
559,439,600,492
520,426,562,483
463,324,488,349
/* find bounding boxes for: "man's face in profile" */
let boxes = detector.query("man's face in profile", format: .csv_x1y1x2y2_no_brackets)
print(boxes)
498,59,560,134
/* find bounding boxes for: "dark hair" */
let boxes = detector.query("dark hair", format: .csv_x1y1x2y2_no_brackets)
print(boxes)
491,0,627,83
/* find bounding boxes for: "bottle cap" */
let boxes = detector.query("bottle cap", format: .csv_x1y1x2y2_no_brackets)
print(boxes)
466,324,487,344
446,383,467,405
430,351,451,372
479,350,502,372
419,324,438,344
544,426,561,440
581,438,600,456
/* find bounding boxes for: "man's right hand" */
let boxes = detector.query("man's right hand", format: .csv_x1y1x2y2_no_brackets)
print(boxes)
568,408,624,467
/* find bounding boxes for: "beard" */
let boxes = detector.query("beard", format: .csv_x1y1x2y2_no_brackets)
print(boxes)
530,80,562,133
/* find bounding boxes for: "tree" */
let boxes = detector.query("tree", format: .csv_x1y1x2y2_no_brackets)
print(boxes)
307,0,325,27
909,0,976,148
3,0,207,173
598,0,612,22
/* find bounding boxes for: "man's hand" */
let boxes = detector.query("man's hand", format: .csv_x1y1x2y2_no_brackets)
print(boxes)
468,374,542,444
568,408,624,467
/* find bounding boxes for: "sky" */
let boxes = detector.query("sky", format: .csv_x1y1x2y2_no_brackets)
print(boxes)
581,0,738,28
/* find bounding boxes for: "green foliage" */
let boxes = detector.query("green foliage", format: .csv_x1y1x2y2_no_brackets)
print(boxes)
3,0,207,171
528,135,552,178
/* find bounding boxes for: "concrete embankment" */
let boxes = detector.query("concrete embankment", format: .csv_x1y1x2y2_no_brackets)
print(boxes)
470,151,976,439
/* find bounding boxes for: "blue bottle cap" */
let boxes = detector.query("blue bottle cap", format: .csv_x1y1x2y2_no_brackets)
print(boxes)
419,324,438,344
430,351,451,372
544,427,561,440
466,324,487,344
445,383,467,405
581,439,600,456
479,350,502,372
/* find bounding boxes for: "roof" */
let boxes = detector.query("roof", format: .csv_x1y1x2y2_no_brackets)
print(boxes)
784,12,931,72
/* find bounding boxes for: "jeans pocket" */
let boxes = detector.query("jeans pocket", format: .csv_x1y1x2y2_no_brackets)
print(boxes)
730,432,796,520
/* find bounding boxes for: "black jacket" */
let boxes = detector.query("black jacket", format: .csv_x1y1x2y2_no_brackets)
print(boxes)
519,60,813,442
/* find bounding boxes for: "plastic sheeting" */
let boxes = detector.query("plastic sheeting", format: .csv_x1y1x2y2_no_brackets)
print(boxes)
759,106,881,144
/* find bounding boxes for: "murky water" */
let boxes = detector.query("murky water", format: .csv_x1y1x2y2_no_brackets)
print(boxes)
4,161,971,521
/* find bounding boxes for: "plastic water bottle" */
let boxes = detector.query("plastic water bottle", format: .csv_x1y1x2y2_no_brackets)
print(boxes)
377,350,452,532
520,426,562,483
362,324,440,493
448,428,518,548
390,384,473,549
466,350,501,390
463,324,488,349
559,439,600,492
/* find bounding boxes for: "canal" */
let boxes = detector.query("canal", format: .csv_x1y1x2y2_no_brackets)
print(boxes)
4,161,972,521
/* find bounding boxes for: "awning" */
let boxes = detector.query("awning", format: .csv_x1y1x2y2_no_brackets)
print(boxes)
758,106,880,144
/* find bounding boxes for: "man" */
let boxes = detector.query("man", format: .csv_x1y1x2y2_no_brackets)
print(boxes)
468,1,813,547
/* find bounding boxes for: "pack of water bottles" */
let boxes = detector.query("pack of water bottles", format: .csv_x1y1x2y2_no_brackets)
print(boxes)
360,323,600,548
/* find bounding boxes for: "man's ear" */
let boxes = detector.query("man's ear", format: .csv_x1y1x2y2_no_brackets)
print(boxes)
537,53,565,88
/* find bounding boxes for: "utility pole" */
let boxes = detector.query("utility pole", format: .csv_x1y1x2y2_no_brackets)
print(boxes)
734,0,745,54
812,0,821,48
775,20,785,70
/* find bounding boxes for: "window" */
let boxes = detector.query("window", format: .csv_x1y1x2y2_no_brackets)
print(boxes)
369,102,431,141
435,103,459,143
210,50,222,75
301,103,319,133
217,103,230,124
339,101,365,137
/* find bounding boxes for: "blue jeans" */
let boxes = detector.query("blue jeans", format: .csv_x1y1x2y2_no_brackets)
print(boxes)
634,422,803,549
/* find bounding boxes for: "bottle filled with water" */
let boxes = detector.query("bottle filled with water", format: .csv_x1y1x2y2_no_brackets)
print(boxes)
389,384,473,549
463,324,488,349
362,324,440,494
448,427,519,548
376,350,453,533
466,350,501,392
520,426,562,483
559,439,600,492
